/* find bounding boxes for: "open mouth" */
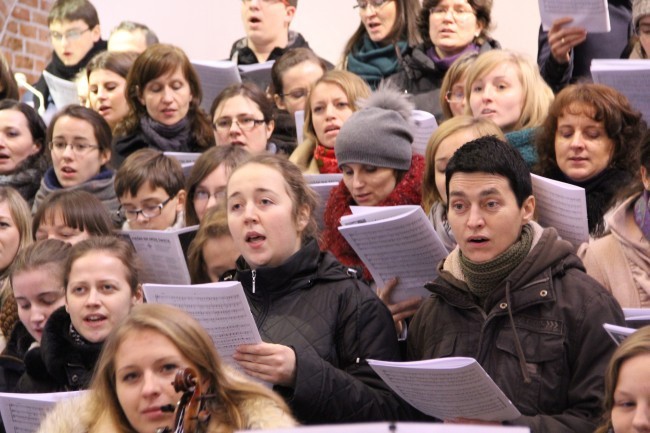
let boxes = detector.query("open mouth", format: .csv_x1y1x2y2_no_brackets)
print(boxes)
481,109,496,115
61,166,76,174
84,314,107,325
324,125,339,134
468,236,489,244
98,105,110,113
249,17,261,24
246,233,266,243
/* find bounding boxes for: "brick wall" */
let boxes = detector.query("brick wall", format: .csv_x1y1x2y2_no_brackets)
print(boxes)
0,0,52,85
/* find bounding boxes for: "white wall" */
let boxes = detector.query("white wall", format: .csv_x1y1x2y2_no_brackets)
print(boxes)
93,0,541,64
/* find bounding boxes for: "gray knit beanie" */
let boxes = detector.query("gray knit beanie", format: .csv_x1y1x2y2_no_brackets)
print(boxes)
335,85,414,171
634,0,650,28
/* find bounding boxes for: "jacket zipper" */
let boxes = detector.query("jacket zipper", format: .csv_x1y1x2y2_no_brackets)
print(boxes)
251,269,256,294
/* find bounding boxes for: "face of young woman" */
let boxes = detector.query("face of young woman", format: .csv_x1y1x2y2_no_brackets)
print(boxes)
66,251,141,343
341,163,397,206
469,63,525,133
310,82,354,149
213,95,273,155
359,0,397,43
13,267,65,342
0,109,40,175
434,129,481,204
138,67,193,126
88,69,129,129
639,16,650,57
193,164,229,223
227,163,308,269
0,201,20,273
428,0,482,58
51,115,110,188
554,109,615,183
35,209,90,244
115,329,197,433
275,61,324,116
611,353,650,433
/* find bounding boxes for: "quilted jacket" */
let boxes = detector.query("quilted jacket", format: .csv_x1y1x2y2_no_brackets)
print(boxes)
408,223,625,433
232,238,418,424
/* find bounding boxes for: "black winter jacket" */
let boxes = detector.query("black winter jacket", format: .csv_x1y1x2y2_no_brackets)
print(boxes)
0,322,34,392
387,39,499,121
233,239,418,424
229,31,310,65
408,224,625,433
16,307,102,393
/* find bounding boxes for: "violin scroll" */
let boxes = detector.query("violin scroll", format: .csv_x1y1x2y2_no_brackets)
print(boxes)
155,367,213,433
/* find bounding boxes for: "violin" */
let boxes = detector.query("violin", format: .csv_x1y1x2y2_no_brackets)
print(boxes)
155,367,214,433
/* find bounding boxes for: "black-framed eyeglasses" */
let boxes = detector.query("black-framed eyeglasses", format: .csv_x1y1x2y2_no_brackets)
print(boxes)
280,88,309,101
50,27,91,42
117,195,176,222
353,0,392,10
213,117,266,132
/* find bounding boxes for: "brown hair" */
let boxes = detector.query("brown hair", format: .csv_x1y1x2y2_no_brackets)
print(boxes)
48,0,99,28
115,148,185,199
0,100,47,157
87,303,292,432
10,239,71,291
419,0,493,46
64,236,140,294
422,115,504,212
342,0,422,62
439,52,478,120
86,51,138,81
595,327,650,433
210,81,275,124
115,44,214,150
185,146,250,226
270,48,328,97
228,154,318,242
47,105,112,159
187,207,232,284
0,54,18,101
33,190,114,239
536,83,646,178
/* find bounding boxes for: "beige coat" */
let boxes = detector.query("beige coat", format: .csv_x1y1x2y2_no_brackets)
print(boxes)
579,195,650,307
37,387,296,433
288,139,320,174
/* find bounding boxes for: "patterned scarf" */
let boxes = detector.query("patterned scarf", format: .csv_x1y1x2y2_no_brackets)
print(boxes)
313,144,340,174
459,224,533,301
139,115,192,152
346,34,407,89
634,190,650,241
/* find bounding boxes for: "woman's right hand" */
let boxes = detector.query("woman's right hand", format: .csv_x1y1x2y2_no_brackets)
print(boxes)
377,278,423,335
547,17,588,64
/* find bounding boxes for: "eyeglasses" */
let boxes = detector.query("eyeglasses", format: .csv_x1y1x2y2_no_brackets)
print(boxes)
49,141,99,155
354,0,392,10
117,195,176,222
50,28,91,42
281,88,309,101
213,117,266,132
194,189,226,203
430,7,476,20
445,89,465,103
241,0,290,6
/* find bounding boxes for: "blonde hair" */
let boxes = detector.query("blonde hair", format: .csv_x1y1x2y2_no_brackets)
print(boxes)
88,304,290,433
291,70,371,171
464,50,554,132
422,116,505,213
439,52,478,120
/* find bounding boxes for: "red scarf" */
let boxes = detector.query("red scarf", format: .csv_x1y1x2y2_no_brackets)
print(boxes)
320,154,425,281
313,144,340,174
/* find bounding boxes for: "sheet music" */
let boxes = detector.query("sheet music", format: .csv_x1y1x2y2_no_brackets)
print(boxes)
191,60,242,113
603,323,636,346
239,61,274,92
238,422,529,433
531,174,589,248
295,110,305,144
42,70,79,109
591,59,650,122
0,391,84,433
411,110,438,156
305,173,342,231
338,206,447,303
163,151,202,178
538,0,610,32
142,282,262,367
368,358,521,422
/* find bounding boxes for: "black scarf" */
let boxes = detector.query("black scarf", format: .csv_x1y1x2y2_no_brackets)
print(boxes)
33,39,107,110
139,115,192,152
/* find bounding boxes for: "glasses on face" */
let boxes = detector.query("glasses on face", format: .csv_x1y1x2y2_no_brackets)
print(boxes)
445,89,465,103
213,117,266,132
50,27,91,42
49,141,99,155
117,195,176,222
241,0,290,6
430,6,476,21
281,88,309,101
354,0,391,10
194,189,226,204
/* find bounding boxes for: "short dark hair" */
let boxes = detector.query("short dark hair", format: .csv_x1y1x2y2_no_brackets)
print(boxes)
48,0,99,28
270,48,328,96
111,21,159,47
115,148,185,200
210,82,275,123
47,105,112,158
0,100,46,155
445,135,532,208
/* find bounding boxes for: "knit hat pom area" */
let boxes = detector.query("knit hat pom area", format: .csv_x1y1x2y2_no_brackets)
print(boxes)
335,84,415,171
